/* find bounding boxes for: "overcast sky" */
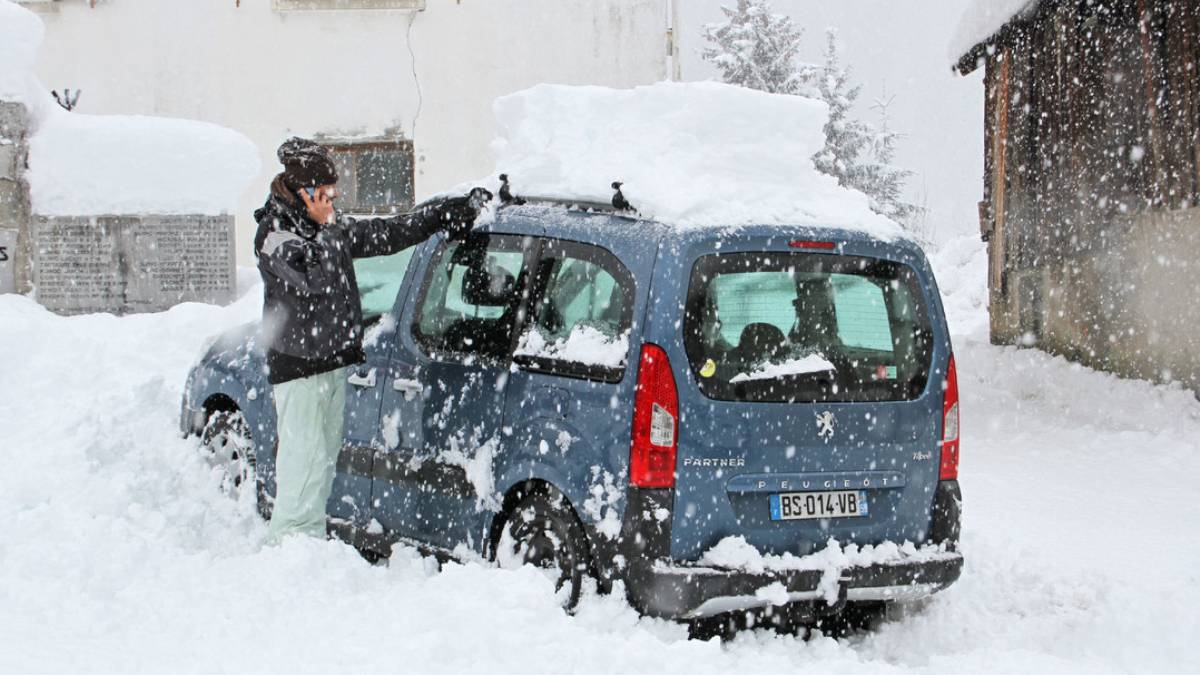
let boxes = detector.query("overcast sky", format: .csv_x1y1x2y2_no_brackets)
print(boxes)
678,0,984,244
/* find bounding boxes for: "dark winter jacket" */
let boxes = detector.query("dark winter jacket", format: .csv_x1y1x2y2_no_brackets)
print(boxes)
253,182,443,385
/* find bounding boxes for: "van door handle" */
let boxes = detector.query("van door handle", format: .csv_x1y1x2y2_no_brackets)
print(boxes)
393,377,423,400
347,368,377,388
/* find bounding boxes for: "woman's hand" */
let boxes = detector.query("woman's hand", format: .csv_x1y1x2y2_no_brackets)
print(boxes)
297,186,336,226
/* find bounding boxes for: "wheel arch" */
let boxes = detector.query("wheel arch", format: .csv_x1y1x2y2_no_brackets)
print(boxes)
202,393,240,418
486,478,590,562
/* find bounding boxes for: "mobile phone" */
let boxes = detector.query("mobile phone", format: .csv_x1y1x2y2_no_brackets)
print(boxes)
304,187,316,199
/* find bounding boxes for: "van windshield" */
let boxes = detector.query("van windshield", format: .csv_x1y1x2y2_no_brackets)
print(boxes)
683,252,933,403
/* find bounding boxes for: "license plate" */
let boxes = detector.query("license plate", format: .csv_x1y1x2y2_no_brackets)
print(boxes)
769,490,868,521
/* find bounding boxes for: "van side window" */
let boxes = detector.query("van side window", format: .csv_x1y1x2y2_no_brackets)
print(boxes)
514,240,634,381
413,234,531,360
353,246,417,323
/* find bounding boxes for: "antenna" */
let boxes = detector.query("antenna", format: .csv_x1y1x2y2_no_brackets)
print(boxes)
52,89,81,112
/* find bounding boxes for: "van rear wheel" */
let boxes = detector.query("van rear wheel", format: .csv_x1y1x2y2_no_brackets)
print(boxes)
496,490,591,611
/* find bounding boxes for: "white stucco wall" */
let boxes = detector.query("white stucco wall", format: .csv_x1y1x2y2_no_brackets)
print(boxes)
29,0,670,262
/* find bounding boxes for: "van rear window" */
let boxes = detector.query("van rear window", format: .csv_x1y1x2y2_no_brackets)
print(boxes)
683,252,933,403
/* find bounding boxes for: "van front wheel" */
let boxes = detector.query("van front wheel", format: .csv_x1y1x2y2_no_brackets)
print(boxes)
200,409,268,519
496,490,591,611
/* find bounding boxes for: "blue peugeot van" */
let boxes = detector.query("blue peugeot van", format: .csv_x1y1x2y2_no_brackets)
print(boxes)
181,194,962,624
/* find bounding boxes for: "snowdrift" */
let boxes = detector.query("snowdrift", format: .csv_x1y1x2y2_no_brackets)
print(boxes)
481,82,906,239
3,244,1200,671
26,112,260,217
0,0,258,217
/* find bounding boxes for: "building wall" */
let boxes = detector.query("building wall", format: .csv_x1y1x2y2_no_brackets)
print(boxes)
977,0,1200,390
28,0,671,263
0,101,32,295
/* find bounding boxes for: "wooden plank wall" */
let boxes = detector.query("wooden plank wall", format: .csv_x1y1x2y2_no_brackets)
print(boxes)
986,0,1200,276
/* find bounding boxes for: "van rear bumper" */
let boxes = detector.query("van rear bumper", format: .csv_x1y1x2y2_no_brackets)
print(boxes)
625,551,963,619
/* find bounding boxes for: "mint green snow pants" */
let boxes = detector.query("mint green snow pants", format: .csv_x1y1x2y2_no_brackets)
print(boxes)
265,366,347,544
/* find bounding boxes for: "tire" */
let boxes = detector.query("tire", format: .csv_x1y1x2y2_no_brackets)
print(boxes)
495,489,591,611
200,409,268,519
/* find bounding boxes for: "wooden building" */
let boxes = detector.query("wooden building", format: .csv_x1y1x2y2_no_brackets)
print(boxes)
956,0,1200,391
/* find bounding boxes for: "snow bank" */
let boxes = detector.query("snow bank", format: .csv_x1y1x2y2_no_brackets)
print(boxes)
929,234,990,338
949,0,1039,61
485,82,905,239
3,249,1200,670
0,0,259,216
26,111,260,216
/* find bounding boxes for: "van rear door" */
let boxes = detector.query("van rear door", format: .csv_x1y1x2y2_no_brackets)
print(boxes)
667,241,947,561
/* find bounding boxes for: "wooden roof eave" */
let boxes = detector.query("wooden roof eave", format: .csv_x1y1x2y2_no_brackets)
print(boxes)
952,0,1054,76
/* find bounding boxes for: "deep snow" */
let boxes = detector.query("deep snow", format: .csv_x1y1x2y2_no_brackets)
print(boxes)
2,238,1198,673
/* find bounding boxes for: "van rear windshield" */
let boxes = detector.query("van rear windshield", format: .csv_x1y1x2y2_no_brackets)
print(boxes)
683,252,933,403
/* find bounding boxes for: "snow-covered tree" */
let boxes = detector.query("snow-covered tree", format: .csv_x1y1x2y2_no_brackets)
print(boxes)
701,0,815,96
811,30,921,232
704,11,923,235
863,93,923,228
811,30,873,195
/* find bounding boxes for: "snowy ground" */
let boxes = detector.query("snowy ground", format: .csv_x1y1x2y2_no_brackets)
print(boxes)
2,238,1198,674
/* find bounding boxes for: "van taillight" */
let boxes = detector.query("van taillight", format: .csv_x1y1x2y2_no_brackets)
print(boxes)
630,343,678,488
940,354,960,481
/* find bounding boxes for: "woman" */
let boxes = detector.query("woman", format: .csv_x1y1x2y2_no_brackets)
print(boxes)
254,137,486,543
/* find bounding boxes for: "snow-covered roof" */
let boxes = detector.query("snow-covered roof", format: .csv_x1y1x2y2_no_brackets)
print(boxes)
474,81,905,241
0,0,259,217
949,0,1041,65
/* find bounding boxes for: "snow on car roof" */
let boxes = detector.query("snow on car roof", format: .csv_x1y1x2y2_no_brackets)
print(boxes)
454,82,908,242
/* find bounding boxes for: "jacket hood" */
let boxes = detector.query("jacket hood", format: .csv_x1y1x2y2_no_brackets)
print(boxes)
253,185,321,256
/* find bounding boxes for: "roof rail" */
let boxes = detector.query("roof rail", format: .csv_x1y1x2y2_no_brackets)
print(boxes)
416,175,639,218
509,195,636,216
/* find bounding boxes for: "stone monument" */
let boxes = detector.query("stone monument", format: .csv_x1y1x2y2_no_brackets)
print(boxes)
0,101,247,316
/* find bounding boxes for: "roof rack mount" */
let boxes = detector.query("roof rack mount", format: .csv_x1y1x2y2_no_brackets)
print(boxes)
496,173,637,215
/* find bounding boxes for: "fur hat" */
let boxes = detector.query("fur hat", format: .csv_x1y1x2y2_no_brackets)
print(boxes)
277,137,338,189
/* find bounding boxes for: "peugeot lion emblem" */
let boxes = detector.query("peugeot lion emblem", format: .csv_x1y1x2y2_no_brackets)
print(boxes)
815,411,836,441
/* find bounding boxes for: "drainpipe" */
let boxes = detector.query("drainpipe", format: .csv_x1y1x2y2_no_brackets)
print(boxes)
665,0,680,81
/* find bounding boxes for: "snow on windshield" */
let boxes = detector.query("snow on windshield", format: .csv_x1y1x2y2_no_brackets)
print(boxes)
730,353,836,383
514,325,630,369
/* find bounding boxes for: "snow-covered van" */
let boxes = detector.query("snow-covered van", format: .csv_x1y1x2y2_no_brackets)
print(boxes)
181,195,962,627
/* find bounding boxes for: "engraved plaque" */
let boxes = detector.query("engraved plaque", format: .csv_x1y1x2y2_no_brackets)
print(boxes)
124,215,235,311
31,215,236,314
32,217,123,314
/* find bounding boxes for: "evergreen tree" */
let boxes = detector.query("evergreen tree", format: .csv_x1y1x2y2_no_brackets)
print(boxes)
864,93,922,227
703,9,923,235
701,0,815,96
811,30,922,233
811,30,873,195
